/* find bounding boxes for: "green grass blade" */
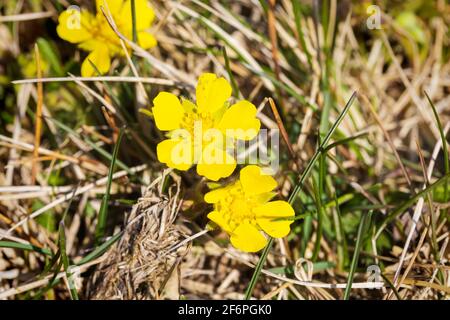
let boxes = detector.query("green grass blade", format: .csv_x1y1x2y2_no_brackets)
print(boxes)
343,211,373,300
95,127,125,244
34,259,63,299
77,231,122,265
177,5,315,110
244,91,357,299
131,0,138,44
244,237,273,300
58,186,79,299
288,91,357,203
311,176,324,261
333,192,348,270
379,172,450,230
0,241,52,256
425,91,448,202
88,60,132,121
41,249,61,279
32,249,61,299
247,66,317,111
300,214,313,257
37,38,64,76
58,222,79,300
47,117,134,176
324,132,368,152
222,46,240,99
292,0,313,70
380,273,402,300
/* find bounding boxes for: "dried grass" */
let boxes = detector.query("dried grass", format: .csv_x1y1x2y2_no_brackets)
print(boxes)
88,174,189,300
0,0,449,300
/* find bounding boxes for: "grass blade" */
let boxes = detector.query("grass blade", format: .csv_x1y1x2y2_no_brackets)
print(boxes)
58,221,79,300
244,237,274,299
222,46,240,99
292,0,313,70
47,116,134,176
244,91,357,299
95,127,125,244
425,91,449,202
378,172,450,235
333,192,348,270
34,259,63,299
131,0,138,44
247,66,317,111
0,241,52,256
77,231,122,265
58,185,79,299
311,176,324,261
324,132,368,152
288,91,357,203
380,273,402,300
343,211,373,300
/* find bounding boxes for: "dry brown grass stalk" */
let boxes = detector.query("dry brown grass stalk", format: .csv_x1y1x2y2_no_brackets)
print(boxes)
87,173,189,299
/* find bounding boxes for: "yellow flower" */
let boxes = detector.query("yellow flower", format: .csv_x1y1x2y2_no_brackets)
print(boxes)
205,165,294,252
18,53,49,78
56,0,156,77
152,73,261,181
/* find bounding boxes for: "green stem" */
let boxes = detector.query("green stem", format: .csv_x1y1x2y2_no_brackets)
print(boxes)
131,0,138,44
343,211,372,300
95,127,125,244
244,92,357,299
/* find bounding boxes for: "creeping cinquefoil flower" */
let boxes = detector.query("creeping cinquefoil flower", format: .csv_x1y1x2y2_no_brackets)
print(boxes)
152,73,261,181
205,165,294,252
57,0,157,77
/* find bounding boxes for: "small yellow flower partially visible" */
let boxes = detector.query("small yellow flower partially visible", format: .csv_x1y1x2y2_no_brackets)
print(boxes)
18,53,49,78
57,0,157,77
205,165,295,252
152,73,261,181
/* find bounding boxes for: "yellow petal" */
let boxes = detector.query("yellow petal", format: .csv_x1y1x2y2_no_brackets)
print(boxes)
255,201,294,238
78,39,102,52
218,100,260,140
182,98,196,113
240,165,277,196
230,223,267,252
196,73,232,114
197,148,236,181
157,137,193,171
207,211,232,233
96,0,124,15
120,0,155,30
253,192,277,204
137,31,157,49
152,92,184,131
57,9,93,43
81,47,111,77
204,188,227,203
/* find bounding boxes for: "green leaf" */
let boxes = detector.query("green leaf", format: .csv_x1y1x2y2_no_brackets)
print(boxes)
33,200,56,232
37,38,64,76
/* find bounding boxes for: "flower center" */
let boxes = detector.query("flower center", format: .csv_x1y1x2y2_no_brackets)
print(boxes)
215,182,258,230
180,111,214,138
